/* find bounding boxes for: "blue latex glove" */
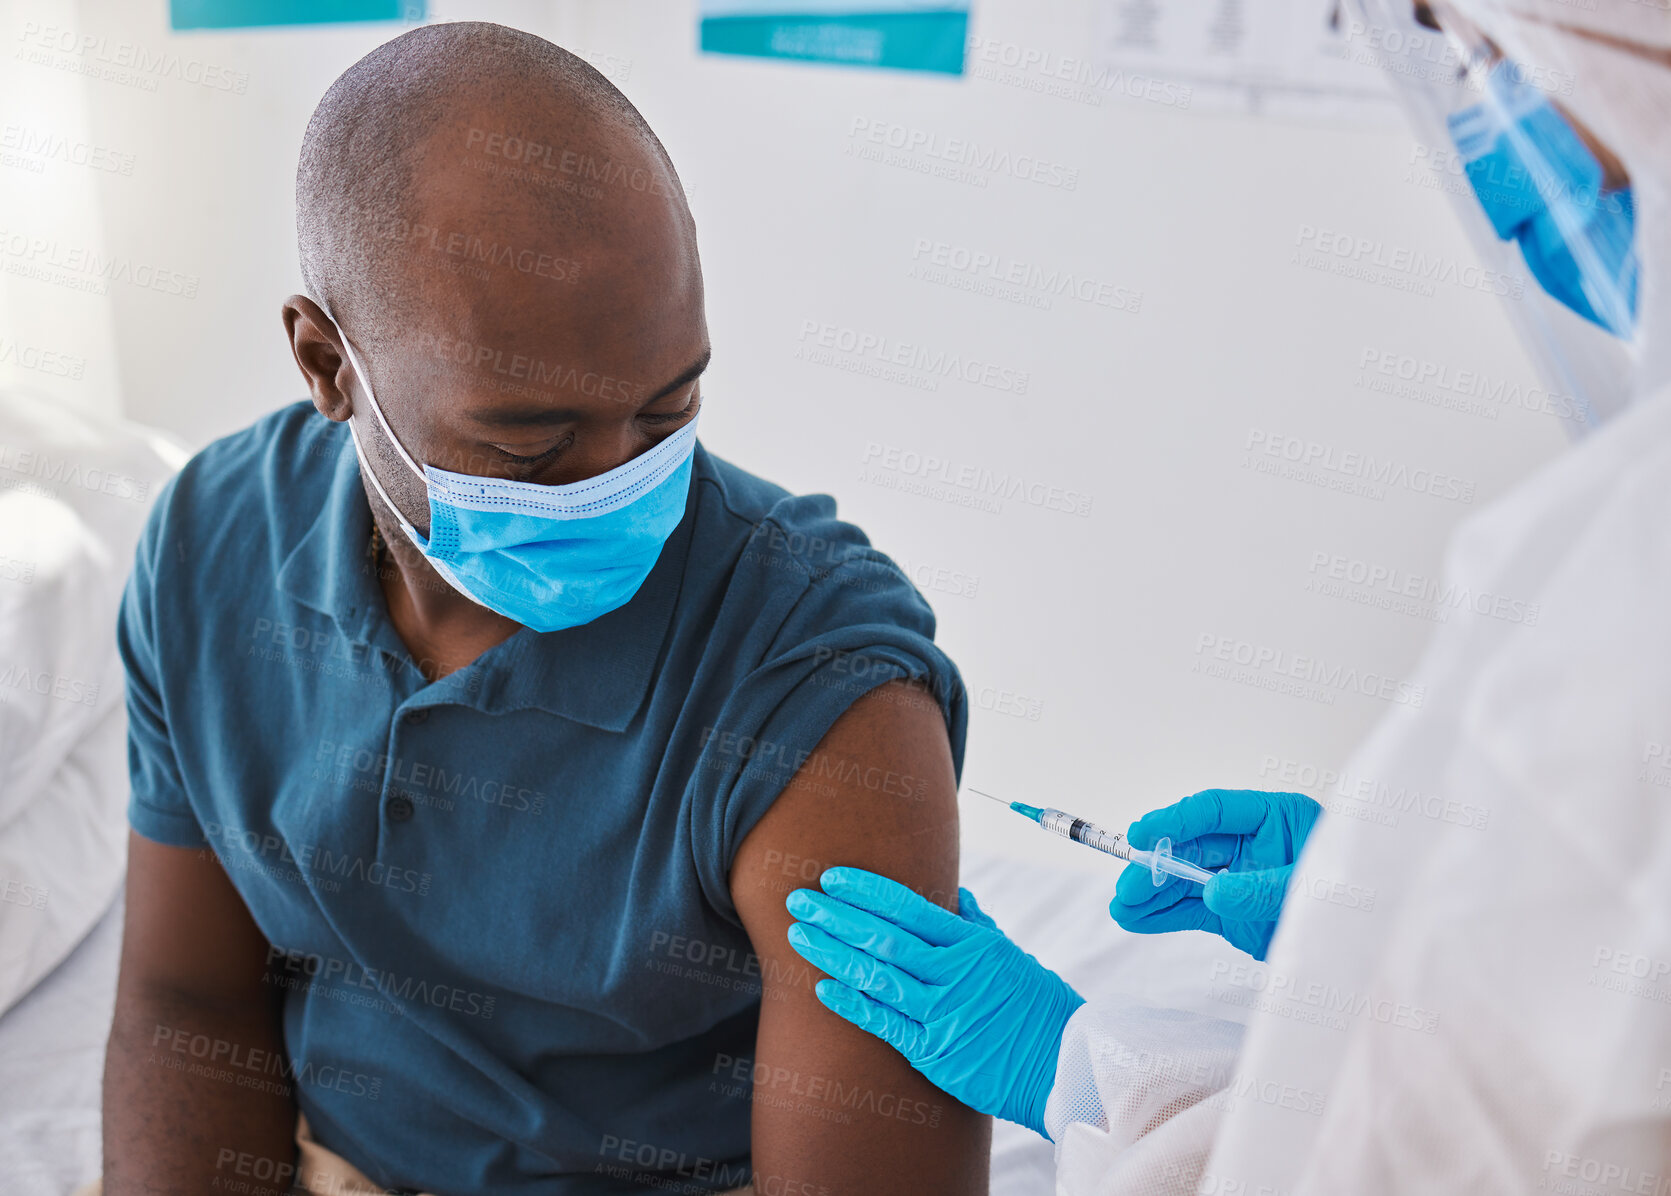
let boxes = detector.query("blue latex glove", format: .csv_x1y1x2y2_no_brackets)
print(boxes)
1109,788,1322,961
784,867,1084,1138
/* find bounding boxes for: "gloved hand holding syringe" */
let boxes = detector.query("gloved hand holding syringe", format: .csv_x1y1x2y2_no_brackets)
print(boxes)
970,789,1219,887
781,784,1327,1138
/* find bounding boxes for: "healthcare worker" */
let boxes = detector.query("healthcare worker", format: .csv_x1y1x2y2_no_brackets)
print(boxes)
785,1,1671,1191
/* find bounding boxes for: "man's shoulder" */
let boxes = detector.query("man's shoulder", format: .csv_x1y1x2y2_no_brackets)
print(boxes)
687,444,937,657
177,400,337,496
690,443,795,531
159,400,337,528
138,401,342,590
691,444,894,585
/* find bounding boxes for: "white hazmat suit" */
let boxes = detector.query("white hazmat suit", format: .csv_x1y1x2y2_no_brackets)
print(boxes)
1042,3,1671,1192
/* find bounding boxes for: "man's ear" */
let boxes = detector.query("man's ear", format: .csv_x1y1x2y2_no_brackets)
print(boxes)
283,294,353,422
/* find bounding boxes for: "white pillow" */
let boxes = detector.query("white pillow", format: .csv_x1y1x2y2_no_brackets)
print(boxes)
0,389,186,1015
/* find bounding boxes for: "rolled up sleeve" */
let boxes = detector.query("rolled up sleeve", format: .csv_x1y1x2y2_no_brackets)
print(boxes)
692,541,967,925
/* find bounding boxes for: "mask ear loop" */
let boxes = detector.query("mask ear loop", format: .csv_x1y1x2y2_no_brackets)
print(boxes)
314,299,432,547
315,299,496,612
318,300,429,483
345,408,424,547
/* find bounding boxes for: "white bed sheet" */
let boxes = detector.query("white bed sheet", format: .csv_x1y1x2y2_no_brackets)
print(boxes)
0,390,185,1018
0,848,1246,1195
0,890,121,1196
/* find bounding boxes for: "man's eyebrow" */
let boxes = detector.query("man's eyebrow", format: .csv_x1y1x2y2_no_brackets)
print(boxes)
469,347,712,428
644,346,712,404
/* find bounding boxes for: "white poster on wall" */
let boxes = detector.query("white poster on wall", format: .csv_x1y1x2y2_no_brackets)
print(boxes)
1093,0,1401,124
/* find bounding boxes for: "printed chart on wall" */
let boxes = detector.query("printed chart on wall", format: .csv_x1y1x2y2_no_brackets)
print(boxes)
1094,0,1400,124
700,0,970,75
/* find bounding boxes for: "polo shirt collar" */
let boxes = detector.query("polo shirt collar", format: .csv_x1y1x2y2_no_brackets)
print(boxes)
276,424,697,733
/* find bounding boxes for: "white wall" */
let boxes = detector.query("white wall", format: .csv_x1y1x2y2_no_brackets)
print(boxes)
0,0,128,418
548,1,1570,871
34,0,1568,873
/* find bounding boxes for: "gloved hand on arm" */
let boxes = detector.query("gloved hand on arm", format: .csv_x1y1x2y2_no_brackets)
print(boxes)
1109,788,1323,961
783,867,1084,1139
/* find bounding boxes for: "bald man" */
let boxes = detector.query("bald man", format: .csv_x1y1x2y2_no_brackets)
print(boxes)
94,20,987,1196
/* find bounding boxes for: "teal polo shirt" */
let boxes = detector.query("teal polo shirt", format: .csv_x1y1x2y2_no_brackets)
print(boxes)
117,400,967,1194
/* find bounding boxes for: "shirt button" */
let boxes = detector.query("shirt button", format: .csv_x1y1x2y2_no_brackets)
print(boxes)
404,708,428,724
387,794,415,822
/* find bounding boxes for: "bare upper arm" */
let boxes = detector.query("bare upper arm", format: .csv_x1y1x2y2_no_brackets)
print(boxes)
730,680,990,1196
117,830,277,1014
103,840,297,1194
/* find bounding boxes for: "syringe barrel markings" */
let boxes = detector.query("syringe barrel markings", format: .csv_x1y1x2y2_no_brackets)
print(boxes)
1038,808,1131,860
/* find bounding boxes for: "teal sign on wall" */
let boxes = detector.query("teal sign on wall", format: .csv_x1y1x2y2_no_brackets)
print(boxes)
170,0,424,31
700,1,968,75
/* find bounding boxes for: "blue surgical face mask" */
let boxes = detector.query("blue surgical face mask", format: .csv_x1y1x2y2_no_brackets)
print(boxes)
1447,61,1639,338
328,312,699,634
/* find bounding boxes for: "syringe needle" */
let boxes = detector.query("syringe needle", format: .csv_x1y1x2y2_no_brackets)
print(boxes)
966,787,1008,806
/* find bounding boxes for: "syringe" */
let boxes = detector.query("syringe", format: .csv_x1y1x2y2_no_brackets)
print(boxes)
970,789,1219,888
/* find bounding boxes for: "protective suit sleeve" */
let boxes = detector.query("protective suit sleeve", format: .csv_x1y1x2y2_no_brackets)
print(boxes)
1043,997,1245,1193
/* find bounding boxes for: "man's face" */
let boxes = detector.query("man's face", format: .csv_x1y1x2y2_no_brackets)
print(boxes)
347,133,709,540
